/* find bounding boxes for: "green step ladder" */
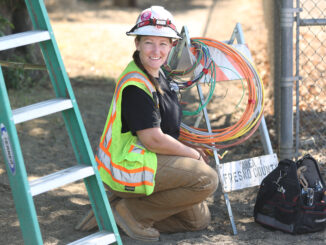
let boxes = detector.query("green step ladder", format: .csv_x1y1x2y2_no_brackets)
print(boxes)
0,0,122,244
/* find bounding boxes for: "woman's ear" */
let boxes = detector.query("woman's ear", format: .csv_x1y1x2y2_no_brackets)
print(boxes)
134,37,140,51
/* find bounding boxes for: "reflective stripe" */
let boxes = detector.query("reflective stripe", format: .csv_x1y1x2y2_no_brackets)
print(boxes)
118,72,156,93
98,160,154,187
98,71,156,187
97,145,111,169
103,124,112,149
129,140,147,155
97,147,155,184
128,145,135,153
102,72,156,149
97,145,153,176
129,145,145,155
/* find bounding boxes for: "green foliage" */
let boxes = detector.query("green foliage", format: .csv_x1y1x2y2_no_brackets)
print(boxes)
0,2,46,90
2,55,35,89
0,15,14,36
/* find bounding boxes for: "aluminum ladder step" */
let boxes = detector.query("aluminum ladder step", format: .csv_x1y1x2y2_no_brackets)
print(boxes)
67,231,117,245
0,30,51,51
29,165,95,196
12,98,73,124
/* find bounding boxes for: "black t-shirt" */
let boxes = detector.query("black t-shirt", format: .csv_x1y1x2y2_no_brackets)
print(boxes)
121,73,182,139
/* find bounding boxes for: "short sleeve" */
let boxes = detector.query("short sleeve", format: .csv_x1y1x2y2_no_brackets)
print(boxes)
121,85,161,134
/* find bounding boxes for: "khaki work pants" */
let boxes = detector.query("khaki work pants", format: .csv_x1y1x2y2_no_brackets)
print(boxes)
109,154,218,233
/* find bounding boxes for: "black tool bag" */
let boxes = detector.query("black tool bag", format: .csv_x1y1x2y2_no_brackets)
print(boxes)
254,154,326,234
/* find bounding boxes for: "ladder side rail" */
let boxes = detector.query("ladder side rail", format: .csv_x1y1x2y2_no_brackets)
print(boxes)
0,67,43,244
25,1,124,242
84,175,122,243
61,109,89,165
26,0,90,168
24,0,96,168
24,0,71,98
58,102,122,237
59,102,124,237
55,88,123,239
24,0,95,179
25,0,93,176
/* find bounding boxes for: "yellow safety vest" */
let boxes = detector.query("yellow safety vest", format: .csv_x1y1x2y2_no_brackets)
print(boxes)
96,61,158,196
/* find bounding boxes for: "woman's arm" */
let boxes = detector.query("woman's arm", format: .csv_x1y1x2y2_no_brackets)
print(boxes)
137,127,201,160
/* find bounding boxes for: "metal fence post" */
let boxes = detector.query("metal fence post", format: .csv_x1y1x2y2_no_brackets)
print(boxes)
279,0,294,160
273,0,282,149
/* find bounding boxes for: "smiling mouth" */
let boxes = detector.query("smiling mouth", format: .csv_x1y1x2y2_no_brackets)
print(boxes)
150,57,161,60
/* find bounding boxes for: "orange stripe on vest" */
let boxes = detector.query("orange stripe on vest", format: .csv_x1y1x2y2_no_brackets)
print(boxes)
96,156,154,187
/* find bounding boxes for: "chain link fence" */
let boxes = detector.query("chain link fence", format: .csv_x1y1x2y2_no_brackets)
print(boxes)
295,0,326,162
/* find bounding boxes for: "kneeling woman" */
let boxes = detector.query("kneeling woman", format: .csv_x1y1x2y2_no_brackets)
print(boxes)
96,6,218,242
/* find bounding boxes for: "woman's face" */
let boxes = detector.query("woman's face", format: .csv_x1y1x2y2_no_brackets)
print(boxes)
135,36,172,77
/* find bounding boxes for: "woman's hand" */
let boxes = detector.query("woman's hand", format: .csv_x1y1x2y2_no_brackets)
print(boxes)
194,147,210,164
179,140,212,164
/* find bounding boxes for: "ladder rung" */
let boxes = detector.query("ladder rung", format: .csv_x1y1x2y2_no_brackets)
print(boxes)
29,165,95,196
67,231,117,245
13,98,73,124
0,30,51,51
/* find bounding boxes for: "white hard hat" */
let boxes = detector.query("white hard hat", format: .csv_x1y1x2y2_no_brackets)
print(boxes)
126,6,181,39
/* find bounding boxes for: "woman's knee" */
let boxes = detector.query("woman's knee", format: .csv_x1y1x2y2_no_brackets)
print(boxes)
196,163,219,195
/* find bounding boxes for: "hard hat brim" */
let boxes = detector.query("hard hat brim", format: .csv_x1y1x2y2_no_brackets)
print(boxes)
126,26,181,39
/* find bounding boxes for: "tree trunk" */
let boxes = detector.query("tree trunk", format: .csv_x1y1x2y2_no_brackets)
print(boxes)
0,1,44,89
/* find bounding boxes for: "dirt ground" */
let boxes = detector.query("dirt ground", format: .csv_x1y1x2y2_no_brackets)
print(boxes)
0,0,326,244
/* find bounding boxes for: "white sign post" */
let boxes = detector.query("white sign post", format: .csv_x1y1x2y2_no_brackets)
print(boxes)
219,154,278,193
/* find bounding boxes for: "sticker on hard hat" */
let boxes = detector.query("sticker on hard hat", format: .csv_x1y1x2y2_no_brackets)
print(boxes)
0,123,16,175
141,11,151,21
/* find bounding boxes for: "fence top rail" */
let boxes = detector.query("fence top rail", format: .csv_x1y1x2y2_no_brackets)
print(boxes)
298,18,326,26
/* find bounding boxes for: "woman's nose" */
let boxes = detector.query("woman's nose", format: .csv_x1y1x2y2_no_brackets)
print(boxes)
152,44,160,54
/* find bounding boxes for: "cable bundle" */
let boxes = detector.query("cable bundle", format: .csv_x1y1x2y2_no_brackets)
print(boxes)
164,40,214,89
164,40,217,116
164,37,265,149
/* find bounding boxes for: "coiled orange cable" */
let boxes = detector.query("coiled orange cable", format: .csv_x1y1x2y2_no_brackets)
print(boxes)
178,37,264,149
